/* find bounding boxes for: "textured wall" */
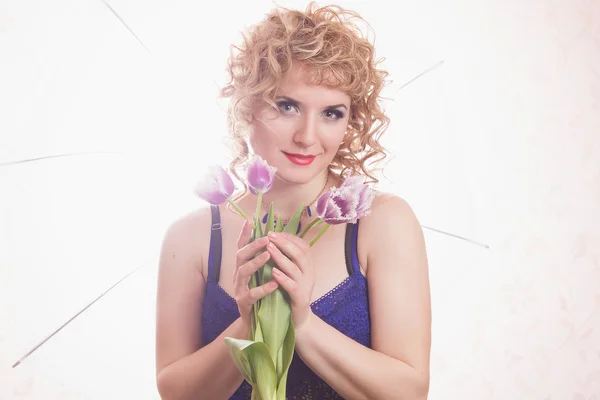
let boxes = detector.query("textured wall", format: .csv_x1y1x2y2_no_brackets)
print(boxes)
1,0,599,399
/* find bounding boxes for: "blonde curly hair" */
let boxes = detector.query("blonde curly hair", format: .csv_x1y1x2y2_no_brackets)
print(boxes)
221,2,390,188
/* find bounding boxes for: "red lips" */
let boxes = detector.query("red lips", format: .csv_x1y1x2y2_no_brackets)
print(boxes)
283,152,316,166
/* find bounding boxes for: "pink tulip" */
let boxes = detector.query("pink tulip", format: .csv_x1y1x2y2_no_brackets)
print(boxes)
246,155,277,195
194,165,235,205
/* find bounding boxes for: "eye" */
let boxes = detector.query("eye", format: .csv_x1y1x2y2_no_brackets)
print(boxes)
277,100,299,114
323,109,345,120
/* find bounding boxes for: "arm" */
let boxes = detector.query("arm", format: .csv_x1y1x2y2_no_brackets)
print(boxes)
294,195,432,400
155,210,247,400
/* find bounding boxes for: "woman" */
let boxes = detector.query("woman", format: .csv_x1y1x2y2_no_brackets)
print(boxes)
155,3,431,399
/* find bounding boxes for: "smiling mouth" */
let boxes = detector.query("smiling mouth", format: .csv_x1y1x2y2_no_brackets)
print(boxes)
283,152,317,166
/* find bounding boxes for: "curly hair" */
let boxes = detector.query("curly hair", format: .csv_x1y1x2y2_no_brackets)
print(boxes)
220,2,390,189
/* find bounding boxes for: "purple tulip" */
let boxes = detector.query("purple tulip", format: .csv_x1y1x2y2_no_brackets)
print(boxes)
340,176,375,218
246,155,277,194
316,187,359,225
316,176,375,225
194,165,235,205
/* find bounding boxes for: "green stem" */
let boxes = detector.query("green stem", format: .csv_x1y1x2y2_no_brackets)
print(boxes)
227,199,248,220
309,223,331,246
299,218,323,238
255,192,263,227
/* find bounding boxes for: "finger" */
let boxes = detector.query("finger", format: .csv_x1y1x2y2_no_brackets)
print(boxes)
236,236,269,268
244,280,279,304
236,219,254,250
277,231,311,252
235,250,270,290
267,242,302,281
271,268,300,299
267,232,307,271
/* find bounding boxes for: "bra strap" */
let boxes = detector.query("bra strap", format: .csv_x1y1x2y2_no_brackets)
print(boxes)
344,220,361,276
207,205,223,283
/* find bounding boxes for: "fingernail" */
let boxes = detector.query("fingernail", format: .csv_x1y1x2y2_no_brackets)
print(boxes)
268,232,277,239
272,268,280,275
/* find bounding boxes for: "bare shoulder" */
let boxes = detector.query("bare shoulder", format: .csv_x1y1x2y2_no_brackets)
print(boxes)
159,205,214,278
358,191,425,270
369,191,417,219
361,191,422,236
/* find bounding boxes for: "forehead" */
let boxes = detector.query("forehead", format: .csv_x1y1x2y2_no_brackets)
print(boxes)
277,62,351,106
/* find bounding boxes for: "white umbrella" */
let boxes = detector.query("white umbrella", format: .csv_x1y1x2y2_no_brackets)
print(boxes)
2,1,531,399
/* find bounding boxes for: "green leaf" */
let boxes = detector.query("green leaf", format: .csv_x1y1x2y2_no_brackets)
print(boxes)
250,295,261,340
249,316,255,341
251,389,263,400
254,314,264,343
257,260,292,362
276,319,295,399
275,216,283,232
264,202,275,235
254,214,264,239
224,337,277,400
282,204,304,235
249,270,258,289
223,338,254,384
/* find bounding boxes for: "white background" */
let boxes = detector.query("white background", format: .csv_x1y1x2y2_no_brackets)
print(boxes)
1,0,599,399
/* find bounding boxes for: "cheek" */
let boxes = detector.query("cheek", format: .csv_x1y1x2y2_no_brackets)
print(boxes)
251,116,298,144
249,117,292,155
322,126,346,152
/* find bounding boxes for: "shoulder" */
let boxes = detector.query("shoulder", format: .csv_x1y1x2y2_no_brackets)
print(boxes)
369,191,416,219
159,205,215,278
362,191,421,234
359,191,426,269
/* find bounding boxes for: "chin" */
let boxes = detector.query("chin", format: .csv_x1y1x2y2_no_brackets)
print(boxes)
274,169,315,185
273,163,325,185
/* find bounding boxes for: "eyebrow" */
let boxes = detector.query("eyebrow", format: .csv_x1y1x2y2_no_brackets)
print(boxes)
277,96,348,110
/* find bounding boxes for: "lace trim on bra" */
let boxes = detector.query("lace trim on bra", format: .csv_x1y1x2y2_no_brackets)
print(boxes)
214,272,359,308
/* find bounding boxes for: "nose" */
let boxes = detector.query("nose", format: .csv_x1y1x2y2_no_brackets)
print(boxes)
293,114,318,147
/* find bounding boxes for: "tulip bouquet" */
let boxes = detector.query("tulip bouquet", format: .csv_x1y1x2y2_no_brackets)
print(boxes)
194,156,374,400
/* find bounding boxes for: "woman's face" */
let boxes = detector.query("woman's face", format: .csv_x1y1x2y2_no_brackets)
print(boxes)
249,63,351,185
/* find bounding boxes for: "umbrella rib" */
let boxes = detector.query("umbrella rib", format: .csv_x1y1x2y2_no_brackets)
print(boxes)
396,60,444,92
0,151,124,167
421,224,490,249
100,0,157,60
12,262,148,368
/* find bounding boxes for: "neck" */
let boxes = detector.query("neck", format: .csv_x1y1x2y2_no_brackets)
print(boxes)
247,170,331,221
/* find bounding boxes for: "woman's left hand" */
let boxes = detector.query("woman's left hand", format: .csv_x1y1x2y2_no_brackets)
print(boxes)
266,230,315,330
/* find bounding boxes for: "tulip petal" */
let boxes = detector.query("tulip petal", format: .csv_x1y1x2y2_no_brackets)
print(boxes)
194,165,235,205
316,190,331,217
247,155,277,194
215,165,235,197
316,177,373,225
356,184,375,218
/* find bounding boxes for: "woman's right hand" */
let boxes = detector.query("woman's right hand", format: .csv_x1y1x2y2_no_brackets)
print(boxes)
234,219,279,328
